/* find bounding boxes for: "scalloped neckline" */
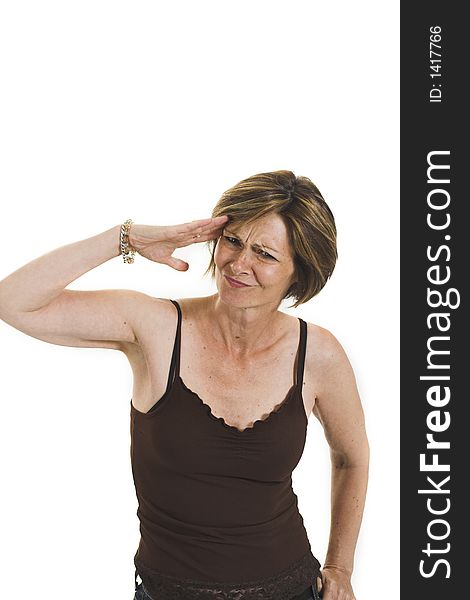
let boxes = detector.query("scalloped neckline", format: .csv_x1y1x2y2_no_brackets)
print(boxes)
178,375,298,434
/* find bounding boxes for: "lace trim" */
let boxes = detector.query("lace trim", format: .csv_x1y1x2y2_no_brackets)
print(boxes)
136,549,321,600
178,375,298,433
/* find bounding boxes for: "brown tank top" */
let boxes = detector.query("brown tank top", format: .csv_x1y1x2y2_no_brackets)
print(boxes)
130,300,322,599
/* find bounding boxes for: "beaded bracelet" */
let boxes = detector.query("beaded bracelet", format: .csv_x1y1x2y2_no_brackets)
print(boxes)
120,219,136,264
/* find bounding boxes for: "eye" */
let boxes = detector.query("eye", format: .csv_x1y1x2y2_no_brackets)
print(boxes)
223,235,240,246
258,249,275,260
223,236,276,260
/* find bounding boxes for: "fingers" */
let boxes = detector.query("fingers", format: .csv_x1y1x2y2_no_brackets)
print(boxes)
318,578,356,600
185,215,229,228
178,215,229,237
177,215,229,248
316,575,323,595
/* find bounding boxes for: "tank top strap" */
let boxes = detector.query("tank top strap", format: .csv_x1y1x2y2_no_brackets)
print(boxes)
296,318,308,387
164,299,182,394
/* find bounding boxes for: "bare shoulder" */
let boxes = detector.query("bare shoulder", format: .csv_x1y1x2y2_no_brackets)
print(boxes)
120,295,187,351
305,321,349,365
304,321,357,393
125,293,175,327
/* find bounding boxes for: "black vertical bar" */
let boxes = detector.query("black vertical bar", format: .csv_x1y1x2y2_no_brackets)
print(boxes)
401,3,467,597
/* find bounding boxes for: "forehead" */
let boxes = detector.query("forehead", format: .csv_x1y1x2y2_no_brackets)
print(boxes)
226,213,290,244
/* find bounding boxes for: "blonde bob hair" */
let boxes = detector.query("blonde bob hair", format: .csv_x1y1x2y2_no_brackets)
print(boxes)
204,170,337,308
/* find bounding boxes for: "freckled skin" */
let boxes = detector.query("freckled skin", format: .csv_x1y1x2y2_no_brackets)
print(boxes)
213,213,297,312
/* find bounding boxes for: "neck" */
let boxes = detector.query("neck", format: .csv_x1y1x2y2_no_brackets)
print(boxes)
206,294,285,358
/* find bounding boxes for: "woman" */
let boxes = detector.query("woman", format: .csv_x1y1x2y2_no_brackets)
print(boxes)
0,170,369,600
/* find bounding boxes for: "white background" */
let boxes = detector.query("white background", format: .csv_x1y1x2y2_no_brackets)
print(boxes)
0,1,399,598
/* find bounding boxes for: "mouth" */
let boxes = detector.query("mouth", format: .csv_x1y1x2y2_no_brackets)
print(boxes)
224,275,251,288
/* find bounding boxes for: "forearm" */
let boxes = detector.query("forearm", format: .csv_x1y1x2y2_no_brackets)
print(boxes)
324,456,369,575
0,224,121,314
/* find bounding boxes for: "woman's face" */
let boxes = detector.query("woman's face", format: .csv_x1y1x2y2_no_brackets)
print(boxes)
213,212,297,309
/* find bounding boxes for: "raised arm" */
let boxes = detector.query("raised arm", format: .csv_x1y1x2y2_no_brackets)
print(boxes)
0,216,228,349
309,327,370,600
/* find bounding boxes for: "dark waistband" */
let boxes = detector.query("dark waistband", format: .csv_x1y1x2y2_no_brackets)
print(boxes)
134,568,323,600
135,569,319,600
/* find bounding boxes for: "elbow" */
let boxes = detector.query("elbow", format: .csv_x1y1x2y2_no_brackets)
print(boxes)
331,439,370,471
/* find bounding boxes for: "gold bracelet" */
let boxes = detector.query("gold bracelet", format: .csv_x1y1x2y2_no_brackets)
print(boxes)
120,219,136,264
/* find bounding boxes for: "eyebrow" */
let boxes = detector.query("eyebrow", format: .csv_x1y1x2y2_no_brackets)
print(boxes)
224,229,281,255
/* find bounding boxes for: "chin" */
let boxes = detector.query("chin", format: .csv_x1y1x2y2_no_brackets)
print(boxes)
214,284,252,307
217,288,282,311
217,289,250,306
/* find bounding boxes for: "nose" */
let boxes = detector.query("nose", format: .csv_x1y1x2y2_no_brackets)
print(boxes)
230,248,252,275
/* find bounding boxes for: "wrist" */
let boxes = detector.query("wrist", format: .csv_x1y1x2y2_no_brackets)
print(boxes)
322,563,353,577
120,219,136,264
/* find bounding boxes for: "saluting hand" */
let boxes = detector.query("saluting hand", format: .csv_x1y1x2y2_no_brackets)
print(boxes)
128,215,229,271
